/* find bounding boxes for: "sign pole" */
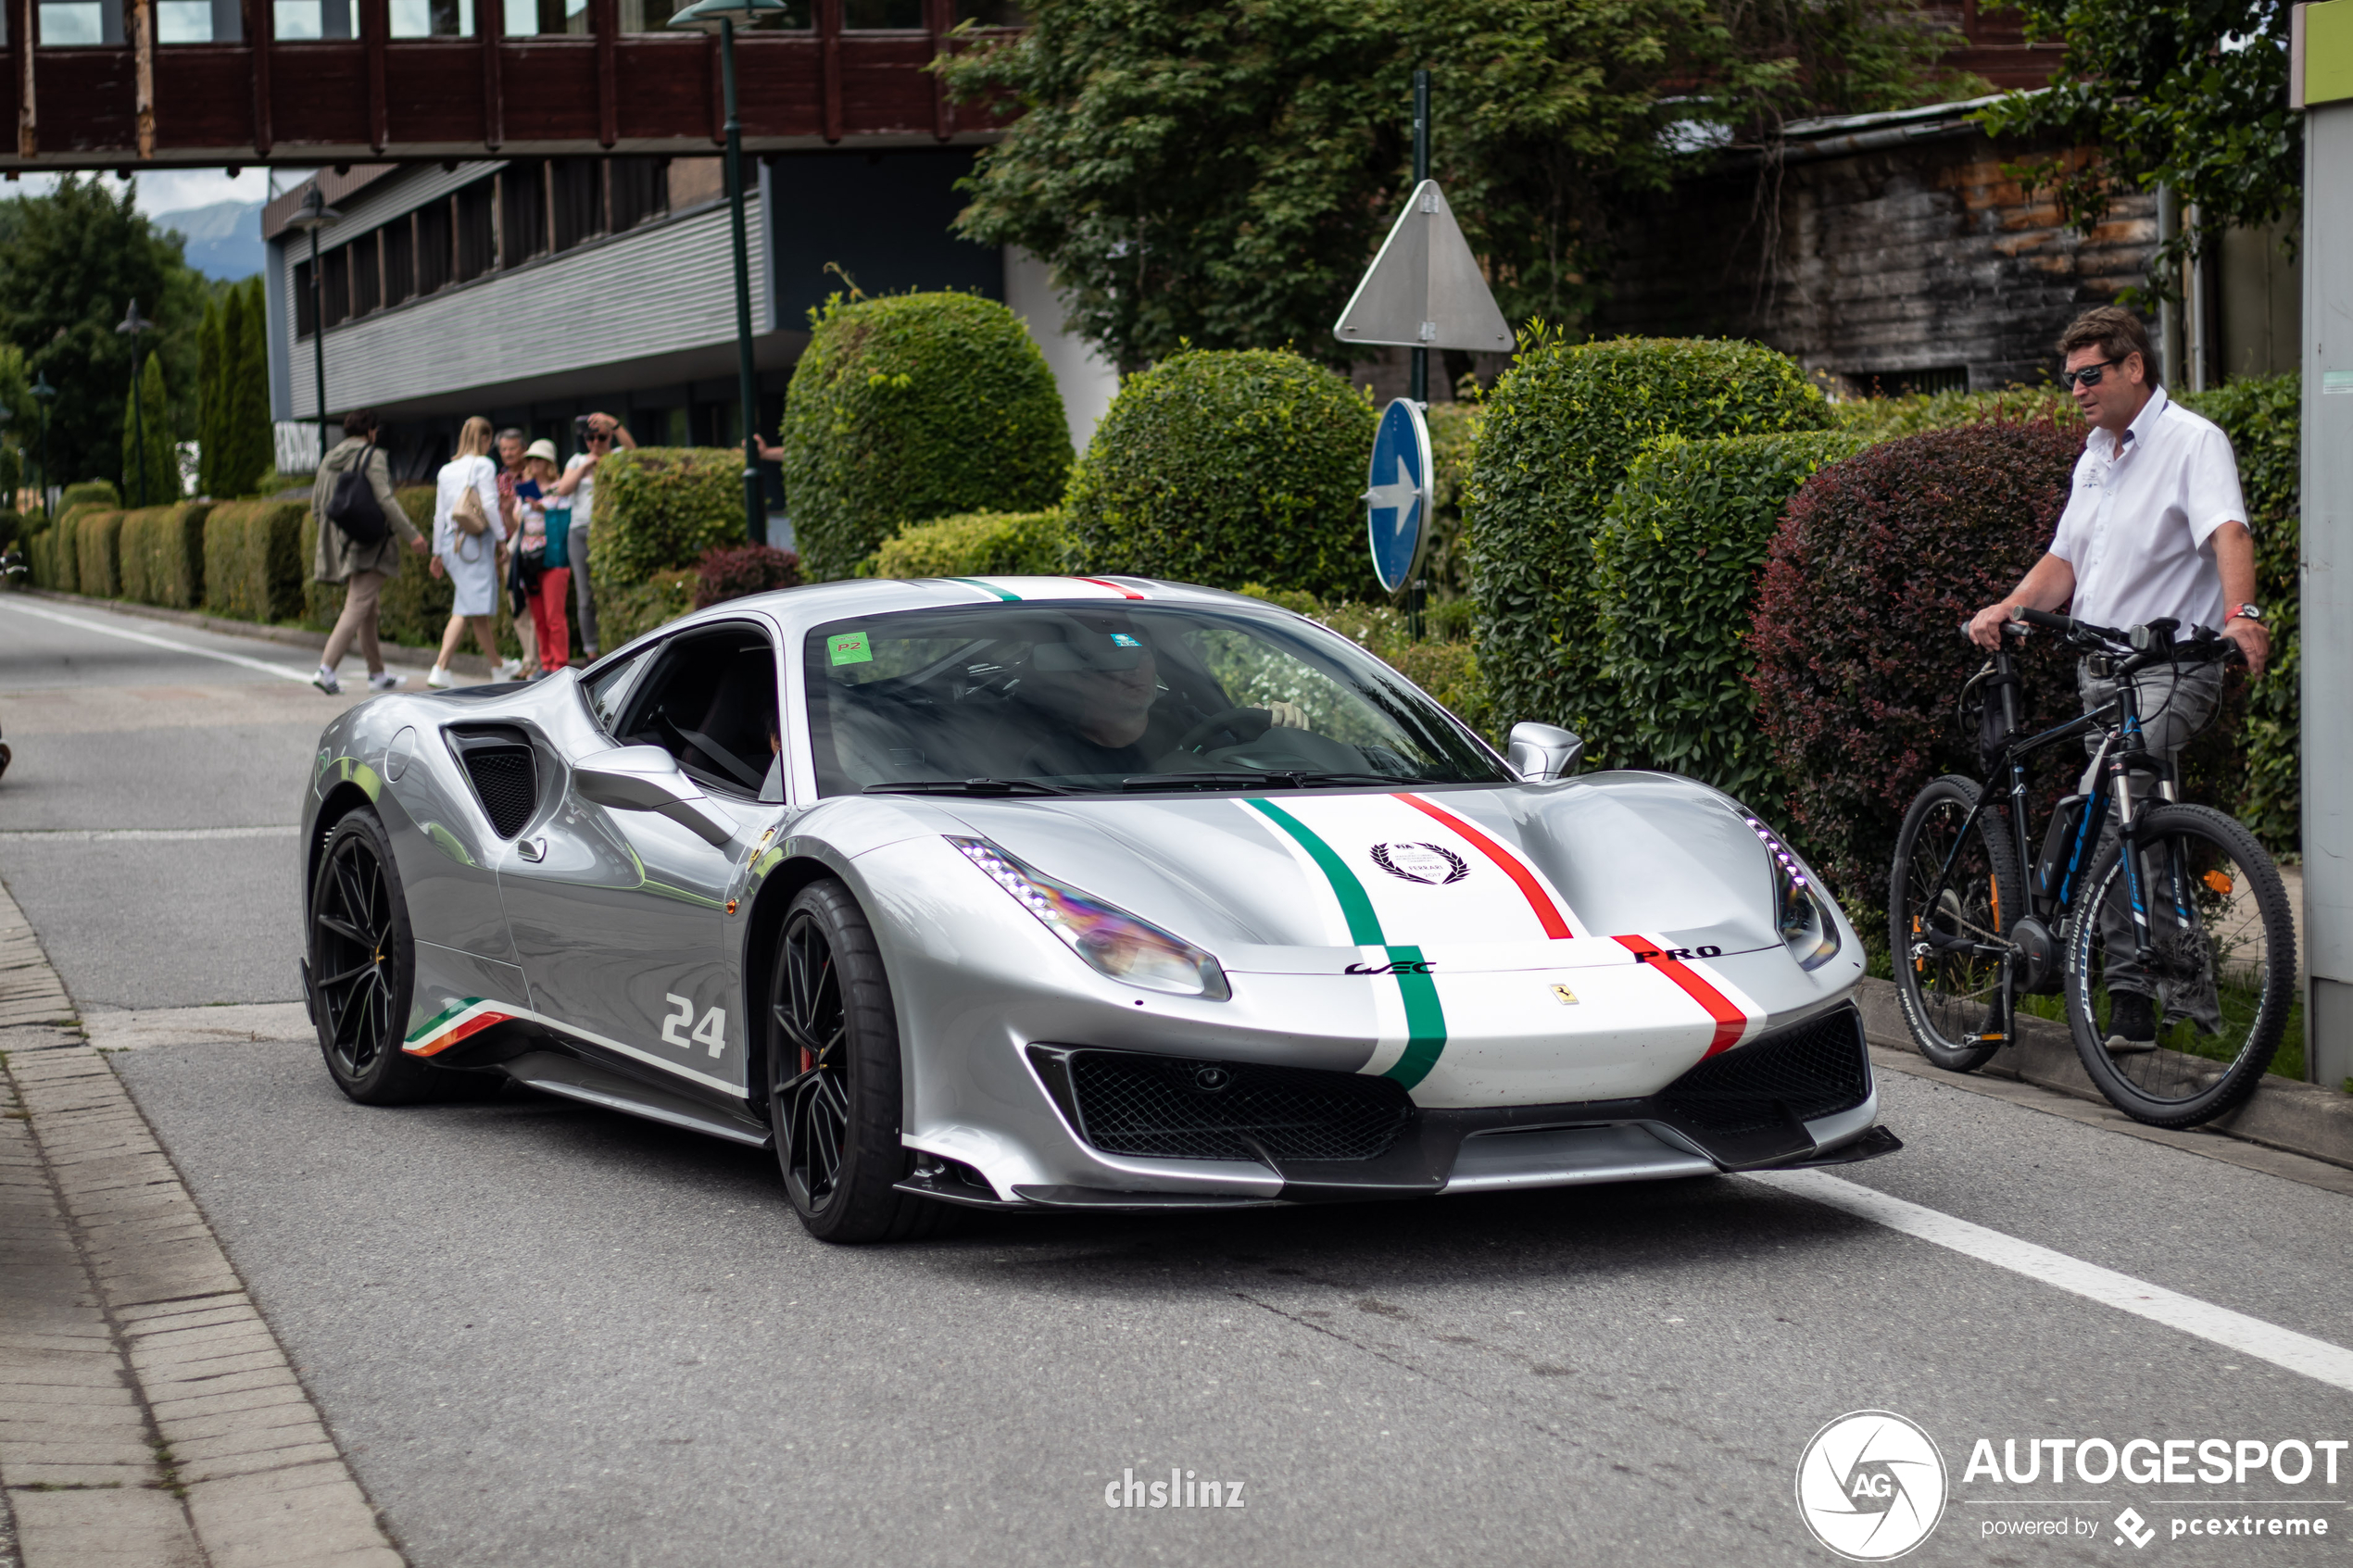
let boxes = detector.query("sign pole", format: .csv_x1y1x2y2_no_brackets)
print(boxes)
1407,67,1429,642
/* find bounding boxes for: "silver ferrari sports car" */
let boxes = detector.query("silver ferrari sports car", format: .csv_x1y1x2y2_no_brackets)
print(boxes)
298,576,1894,1241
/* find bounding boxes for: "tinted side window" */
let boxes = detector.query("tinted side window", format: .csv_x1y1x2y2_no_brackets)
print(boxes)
618,627,783,801
584,646,658,736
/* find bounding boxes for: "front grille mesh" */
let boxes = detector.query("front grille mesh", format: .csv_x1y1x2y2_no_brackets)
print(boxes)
1655,1007,1869,1135
1068,1052,1411,1163
461,746,537,839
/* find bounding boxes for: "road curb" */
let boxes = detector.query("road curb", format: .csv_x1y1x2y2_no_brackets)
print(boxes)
8,586,502,676
0,879,406,1567
1856,975,2353,1173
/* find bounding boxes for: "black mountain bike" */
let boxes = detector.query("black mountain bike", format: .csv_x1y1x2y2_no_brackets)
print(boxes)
1889,608,2296,1128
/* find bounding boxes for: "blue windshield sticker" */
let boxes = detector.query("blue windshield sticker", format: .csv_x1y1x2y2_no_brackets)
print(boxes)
1111,633,1140,647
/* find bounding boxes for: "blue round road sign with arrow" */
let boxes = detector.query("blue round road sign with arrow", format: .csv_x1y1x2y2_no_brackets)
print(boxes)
1365,397,1433,594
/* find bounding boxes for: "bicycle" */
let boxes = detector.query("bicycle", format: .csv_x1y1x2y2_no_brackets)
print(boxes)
1888,608,2296,1128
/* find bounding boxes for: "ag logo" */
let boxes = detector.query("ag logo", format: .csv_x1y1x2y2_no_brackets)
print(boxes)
1794,1411,1946,1562
1370,842,1467,885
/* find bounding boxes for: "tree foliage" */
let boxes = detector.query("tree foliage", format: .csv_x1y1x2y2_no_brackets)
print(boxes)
942,0,1978,371
1976,0,2300,303
120,354,179,507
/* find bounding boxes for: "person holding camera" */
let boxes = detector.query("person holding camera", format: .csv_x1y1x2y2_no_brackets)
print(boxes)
309,408,428,696
543,412,635,663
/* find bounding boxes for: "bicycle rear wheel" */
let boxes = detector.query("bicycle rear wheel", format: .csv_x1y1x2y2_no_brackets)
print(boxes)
2063,803,2296,1127
1890,775,2024,1073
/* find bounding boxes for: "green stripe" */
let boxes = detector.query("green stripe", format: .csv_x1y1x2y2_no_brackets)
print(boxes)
948,576,1022,602
405,996,485,1043
1244,798,1448,1089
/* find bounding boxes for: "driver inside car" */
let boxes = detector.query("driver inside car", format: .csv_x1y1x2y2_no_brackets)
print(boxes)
1008,617,1305,779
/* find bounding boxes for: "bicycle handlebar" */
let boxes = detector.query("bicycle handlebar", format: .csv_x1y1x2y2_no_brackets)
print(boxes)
1999,608,2245,669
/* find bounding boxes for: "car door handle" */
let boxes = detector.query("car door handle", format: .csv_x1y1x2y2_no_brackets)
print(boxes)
516,837,546,862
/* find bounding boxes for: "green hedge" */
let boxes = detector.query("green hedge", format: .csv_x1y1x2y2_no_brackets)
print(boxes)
203,500,306,623
1064,349,1375,599
75,510,125,598
119,503,211,609
1829,384,2081,444
593,448,750,591
1236,584,1494,744
598,568,698,652
1421,401,1481,602
0,508,20,554
869,508,1073,579
783,292,1074,583
1466,336,1827,751
1592,431,1866,796
59,480,120,512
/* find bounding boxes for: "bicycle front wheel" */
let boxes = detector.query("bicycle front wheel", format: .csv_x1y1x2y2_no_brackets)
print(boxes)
2063,803,2296,1127
1890,774,2023,1073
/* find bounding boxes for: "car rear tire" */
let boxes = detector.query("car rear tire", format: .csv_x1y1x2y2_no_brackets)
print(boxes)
308,808,472,1105
768,878,952,1244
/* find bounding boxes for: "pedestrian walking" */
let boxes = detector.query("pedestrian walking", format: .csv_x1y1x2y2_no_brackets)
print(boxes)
308,408,429,696
513,439,575,674
545,412,635,662
491,426,532,681
425,417,506,690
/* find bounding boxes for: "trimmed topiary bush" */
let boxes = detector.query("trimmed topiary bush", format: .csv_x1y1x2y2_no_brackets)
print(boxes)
1235,584,1495,745
203,500,307,623
695,544,801,608
59,480,120,512
75,509,125,597
1421,400,1482,602
1829,384,2082,444
783,292,1073,583
1747,421,2084,923
1592,431,1866,794
1466,336,1827,749
869,508,1073,579
593,448,751,590
598,568,698,652
1064,349,1374,598
119,503,210,608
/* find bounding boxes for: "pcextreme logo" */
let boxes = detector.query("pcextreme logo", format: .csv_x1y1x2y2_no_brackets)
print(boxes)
1796,1411,1950,1562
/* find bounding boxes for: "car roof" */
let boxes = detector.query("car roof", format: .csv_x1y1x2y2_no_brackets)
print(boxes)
661,575,1304,640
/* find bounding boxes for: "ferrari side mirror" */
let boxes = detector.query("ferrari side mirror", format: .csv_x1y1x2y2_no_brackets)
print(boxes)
1506,722,1583,783
573,746,736,847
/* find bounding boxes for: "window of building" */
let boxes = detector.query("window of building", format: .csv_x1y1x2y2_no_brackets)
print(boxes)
841,0,919,26
352,235,382,317
562,0,586,32
500,0,572,33
417,201,453,294
294,259,317,339
272,0,353,38
550,159,603,252
38,2,110,44
501,163,546,265
610,157,668,232
390,0,472,34
385,218,415,305
455,181,497,282
321,246,351,329
157,0,242,41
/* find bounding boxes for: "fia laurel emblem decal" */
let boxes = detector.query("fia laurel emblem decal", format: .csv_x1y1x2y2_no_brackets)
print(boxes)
1369,842,1469,884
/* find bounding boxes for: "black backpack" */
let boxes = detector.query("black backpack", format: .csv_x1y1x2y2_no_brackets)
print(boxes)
325,443,389,546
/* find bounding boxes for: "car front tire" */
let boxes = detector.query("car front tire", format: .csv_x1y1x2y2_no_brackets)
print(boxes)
308,807,468,1105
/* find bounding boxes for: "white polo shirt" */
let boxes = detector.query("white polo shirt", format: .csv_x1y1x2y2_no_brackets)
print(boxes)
2047,387,2247,634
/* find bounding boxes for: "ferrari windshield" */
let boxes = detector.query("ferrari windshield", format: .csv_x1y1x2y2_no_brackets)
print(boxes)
803,601,1508,796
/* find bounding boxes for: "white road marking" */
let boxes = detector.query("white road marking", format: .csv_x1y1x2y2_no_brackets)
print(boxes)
0,825,297,842
0,597,317,683
1750,1167,2353,1394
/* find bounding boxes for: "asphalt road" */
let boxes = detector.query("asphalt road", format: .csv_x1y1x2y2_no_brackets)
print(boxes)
6,595,2352,1567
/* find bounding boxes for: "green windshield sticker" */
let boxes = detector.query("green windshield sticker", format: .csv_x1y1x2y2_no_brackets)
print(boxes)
827,631,874,666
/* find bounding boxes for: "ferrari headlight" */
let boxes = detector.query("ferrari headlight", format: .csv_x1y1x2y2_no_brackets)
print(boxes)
1730,808,1843,972
949,837,1230,1000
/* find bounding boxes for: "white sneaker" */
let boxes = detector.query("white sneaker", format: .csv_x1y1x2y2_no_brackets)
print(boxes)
367,671,405,691
310,664,341,695
495,659,524,681
424,665,455,690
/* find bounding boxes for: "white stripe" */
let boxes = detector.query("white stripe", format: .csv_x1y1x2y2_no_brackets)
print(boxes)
0,825,298,843
408,994,742,1097
0,598,318,683
1751,1168,2353,1394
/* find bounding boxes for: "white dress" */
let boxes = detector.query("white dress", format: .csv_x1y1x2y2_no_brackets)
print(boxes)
434,454,502,618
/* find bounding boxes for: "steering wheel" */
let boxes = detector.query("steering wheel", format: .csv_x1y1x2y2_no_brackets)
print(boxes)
1176,707,1274,754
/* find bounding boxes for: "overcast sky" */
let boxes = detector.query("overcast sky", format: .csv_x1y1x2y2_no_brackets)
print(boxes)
7,166,307,215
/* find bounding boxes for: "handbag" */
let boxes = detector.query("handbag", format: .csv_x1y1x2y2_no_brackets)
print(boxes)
451,465,491,538
324,443,389,546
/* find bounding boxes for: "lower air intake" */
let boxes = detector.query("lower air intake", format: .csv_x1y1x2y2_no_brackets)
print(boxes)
1066,1051,1411,1163
1655,1005,1869,1136
460,746,537,839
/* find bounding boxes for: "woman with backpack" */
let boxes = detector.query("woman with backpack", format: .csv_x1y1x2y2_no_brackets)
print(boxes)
310,408,428,696
425,416,505,690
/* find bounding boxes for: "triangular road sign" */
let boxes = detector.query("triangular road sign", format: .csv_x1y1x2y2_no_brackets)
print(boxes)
1333,180,1513,354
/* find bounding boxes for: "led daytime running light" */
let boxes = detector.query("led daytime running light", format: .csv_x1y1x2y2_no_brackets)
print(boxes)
1732,807,1843,970
949,836,1229,999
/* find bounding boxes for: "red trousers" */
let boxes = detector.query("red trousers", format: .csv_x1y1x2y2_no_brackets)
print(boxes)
529,568,571,670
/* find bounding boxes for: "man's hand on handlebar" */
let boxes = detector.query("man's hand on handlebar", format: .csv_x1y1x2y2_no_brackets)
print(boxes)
2223,616,2269,679
1966,601,2019,650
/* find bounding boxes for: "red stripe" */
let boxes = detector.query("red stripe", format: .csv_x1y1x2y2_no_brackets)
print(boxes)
1394,793,1575,938
1612,935,1746,1057
405,1010,510,1058
1073,576,1145,600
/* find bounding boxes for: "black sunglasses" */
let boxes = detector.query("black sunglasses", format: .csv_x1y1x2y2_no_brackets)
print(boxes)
2061,357,2125,390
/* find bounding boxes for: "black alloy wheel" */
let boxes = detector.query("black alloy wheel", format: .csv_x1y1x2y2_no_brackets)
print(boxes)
766,879,951,1244
308,809,454,1104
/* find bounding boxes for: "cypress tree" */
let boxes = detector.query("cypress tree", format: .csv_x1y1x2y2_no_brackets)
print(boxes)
195,296,223,496
225,277,272,491
120,352,177,505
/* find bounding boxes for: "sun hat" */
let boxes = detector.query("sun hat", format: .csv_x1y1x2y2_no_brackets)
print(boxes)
524,438,560,463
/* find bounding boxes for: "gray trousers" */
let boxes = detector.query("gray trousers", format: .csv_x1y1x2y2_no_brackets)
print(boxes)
2078,659,2225,1022
568,518,597,657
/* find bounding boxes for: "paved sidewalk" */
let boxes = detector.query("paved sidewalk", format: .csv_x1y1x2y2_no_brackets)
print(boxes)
0,883,403,1568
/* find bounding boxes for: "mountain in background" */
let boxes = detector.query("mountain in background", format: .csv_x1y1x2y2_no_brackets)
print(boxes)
154,198,263,281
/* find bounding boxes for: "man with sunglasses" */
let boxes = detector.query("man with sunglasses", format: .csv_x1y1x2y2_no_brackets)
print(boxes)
1966,306,2266,1052
545,411,637,662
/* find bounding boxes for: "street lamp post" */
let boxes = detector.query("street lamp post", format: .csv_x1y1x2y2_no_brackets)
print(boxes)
282,187,343,471
30,373,56,517
668,0,791,546
116,299,154,507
